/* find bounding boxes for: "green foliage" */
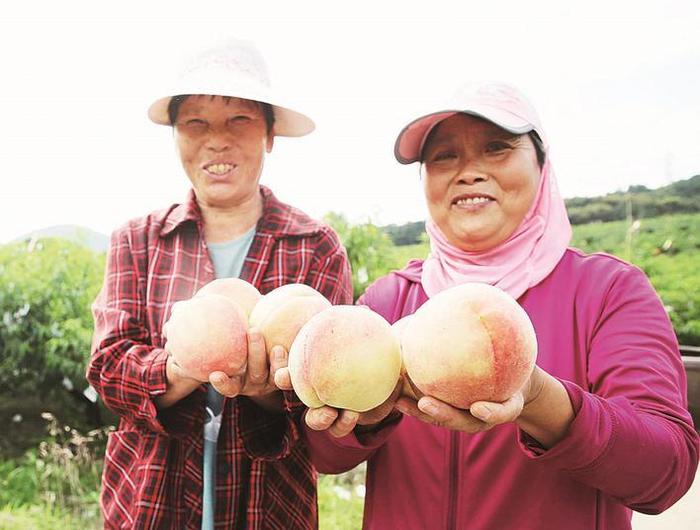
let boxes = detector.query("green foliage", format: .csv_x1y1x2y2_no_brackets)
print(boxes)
382,220,426,246
325,213,395,300
572,213,700,345
0,238,104,399
565,175,700,225
318,468,366,529
0,414,108,528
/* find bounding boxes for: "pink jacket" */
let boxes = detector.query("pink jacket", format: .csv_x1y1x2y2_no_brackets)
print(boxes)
305,249,699,530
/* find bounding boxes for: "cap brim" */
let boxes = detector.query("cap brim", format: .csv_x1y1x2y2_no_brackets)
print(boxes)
394,106,533,164
147,94,315,137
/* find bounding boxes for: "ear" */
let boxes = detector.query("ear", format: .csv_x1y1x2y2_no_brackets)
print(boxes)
266,134,274,153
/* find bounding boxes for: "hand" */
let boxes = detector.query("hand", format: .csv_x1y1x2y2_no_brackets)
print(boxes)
274,366,402,438
209,329,287,398
394,368,544,433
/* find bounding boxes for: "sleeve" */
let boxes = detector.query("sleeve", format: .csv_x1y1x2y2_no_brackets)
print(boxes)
238,226,354,461
86,227,170,434
304,411,403,474
517,265,699,514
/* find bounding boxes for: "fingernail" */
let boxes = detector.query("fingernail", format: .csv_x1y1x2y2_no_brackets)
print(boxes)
272,346,285,362
472,403,492,420
419,401,438,415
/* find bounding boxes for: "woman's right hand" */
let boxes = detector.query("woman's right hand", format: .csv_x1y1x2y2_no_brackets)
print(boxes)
274,366,403,437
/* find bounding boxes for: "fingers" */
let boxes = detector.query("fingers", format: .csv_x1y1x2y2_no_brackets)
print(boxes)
246,329,269,386
274,367,293,391
269,345,288,387
305,406,339,431
396,396,488,433
328,410,360,438
469,393,524,425
305,407,360,438
209,371,243,397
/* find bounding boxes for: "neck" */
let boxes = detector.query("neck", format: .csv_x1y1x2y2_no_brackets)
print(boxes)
199,190,264,243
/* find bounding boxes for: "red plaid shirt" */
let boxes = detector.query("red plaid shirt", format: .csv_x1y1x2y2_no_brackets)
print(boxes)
87,186,353,529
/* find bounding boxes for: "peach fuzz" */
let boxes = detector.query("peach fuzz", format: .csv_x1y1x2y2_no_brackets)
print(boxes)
249,283,331,352
400,283,537,409
194,278,261,319
165,294,249,382
288,306,402,412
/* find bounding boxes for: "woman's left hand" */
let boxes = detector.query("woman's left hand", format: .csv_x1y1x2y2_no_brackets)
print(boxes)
395,367,544,433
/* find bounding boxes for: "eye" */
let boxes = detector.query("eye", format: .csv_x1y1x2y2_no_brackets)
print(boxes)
485,141,511,154
228,115,252,125
179,119,208,134
431,151,457,162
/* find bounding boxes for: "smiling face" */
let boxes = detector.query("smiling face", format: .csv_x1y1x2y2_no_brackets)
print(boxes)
421,113,541,252
174,95,273,209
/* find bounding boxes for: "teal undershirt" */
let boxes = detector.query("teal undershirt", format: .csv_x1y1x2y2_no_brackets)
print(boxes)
202,226,256,530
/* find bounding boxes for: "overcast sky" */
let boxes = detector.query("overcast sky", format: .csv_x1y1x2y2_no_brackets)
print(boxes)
2,0,699,243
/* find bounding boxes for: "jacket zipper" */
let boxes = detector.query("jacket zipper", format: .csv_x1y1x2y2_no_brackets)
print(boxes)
447,430,461,530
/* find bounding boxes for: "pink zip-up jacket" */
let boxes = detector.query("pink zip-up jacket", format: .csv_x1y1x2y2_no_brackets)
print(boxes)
305,249,699,530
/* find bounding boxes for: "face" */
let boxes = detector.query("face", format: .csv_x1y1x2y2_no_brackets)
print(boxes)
421,114,541,252
174,95,273,209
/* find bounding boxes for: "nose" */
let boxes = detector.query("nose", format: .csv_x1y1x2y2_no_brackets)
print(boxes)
205,127,231,152
454,159,488,185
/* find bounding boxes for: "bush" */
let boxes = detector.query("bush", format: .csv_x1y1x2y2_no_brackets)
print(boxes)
0,238,105,428
325,213,396,300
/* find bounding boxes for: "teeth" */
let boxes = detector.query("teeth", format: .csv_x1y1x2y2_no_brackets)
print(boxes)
207,164,233,175
456,197,490,205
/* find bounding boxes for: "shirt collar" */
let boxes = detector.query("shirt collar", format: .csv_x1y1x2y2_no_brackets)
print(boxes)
159,185,323,239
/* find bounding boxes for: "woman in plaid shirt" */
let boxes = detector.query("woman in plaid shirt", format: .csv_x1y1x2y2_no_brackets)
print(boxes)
86,41,352,530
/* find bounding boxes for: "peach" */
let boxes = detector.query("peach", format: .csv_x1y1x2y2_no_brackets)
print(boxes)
288,306,402,412
249,283,331,352
391,316,423,401
165,294,249,382
194,278,261,319
400,283,537,409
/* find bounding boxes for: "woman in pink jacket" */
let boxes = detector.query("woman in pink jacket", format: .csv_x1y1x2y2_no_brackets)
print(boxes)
277,82,699,529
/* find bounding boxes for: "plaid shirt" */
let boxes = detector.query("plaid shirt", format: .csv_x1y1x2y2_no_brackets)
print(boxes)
87,186,353,529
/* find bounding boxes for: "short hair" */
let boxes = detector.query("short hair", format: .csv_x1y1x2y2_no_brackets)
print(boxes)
167,94,275,135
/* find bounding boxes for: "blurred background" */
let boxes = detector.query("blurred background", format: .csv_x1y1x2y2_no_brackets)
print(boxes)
1,1,698,528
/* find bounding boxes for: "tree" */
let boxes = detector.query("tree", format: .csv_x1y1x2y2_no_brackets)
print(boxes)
0,238,105,424
325,213,396,300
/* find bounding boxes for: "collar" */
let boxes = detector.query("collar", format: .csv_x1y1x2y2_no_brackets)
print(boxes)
159,185,323,239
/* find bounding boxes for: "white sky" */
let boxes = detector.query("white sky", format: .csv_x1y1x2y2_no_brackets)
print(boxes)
2,0,699,243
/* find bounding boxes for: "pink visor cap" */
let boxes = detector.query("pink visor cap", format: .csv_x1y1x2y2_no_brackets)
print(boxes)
394,82,546,164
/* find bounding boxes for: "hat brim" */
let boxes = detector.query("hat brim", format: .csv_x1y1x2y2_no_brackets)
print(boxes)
148,92,315,138
394,106,534,164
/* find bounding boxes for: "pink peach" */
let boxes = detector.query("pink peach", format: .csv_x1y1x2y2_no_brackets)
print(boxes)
249,283,331,352
195,278,261,319
400,283,537,409
165,294,249,382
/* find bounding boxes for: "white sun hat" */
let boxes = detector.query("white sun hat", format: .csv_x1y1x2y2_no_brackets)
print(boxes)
147,39,315,137
394,81,545,164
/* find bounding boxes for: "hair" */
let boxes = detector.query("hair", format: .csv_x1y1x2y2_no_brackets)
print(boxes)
419,116,547,168
167,94,276,134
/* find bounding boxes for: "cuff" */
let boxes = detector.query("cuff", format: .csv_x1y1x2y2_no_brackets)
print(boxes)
138,348,169,433
237,392,302,461
517,379,615,470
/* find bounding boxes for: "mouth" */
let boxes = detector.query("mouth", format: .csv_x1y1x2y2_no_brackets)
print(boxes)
202,162,237,179
451,193,496,209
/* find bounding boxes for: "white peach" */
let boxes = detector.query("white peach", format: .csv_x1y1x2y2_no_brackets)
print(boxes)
289,306,402,412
